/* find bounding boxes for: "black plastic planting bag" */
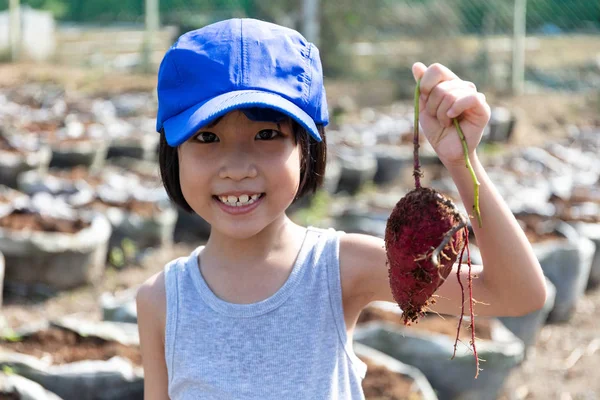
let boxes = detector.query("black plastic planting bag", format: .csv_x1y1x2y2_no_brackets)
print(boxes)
335,146,377,195
499,277,556,350
49,139,109,172
0,250,4,308
0,317,143,400
531,221,595,322
0,144,52,189
353,342,438,400
354,317,524,400
570,221,600,289
0,372,64,400
101,287,138,324
0,210,112,290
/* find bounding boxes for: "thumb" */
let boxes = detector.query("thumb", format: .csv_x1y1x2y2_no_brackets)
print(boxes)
412,62,427,82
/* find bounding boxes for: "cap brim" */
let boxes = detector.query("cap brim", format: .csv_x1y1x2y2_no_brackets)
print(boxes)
163,90,322,146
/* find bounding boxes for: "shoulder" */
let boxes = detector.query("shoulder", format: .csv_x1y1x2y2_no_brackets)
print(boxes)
135,253,198,329
136,269,167,340
339,231,387,276
338,232,388,304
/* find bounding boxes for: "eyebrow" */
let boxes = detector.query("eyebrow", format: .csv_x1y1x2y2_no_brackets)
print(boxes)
205,116,224,129
198,115,291,132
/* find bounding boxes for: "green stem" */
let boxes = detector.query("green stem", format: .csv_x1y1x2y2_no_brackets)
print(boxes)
413,79,482,228
413,79,422,189
453,119,482,228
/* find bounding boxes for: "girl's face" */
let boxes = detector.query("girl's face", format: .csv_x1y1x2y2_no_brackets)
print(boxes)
178,110,301,239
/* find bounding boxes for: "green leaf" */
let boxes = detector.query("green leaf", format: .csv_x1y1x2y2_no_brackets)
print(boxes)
2,366,15,375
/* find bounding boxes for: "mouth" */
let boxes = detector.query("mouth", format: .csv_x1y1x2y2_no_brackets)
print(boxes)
213,193,264,207
213,193,265,215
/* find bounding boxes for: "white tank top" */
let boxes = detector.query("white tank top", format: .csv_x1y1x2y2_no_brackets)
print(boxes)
163,226,367,399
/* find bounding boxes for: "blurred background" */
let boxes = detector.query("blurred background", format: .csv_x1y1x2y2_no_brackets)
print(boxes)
0,1,599,399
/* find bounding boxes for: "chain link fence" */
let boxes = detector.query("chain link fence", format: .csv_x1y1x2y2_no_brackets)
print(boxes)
1,0,599,96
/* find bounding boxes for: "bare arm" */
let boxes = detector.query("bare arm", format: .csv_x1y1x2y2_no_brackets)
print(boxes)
340,63,547,320
440,152,547,315
136,272,170,400
340,154,547,319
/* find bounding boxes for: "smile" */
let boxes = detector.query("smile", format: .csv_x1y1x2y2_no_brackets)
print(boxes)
215,193,263,207
213,193,265,215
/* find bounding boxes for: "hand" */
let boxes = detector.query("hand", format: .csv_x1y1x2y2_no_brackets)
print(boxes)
412,62,491,167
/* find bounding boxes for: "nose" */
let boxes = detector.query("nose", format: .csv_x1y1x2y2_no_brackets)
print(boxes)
218,143,258,181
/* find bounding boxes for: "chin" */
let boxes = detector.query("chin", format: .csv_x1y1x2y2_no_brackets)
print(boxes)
210,220,273,240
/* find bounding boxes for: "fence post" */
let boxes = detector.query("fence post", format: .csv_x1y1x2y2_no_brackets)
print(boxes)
512,0,527,95
142,0,160,73
302,0,320,46
9,0,21,62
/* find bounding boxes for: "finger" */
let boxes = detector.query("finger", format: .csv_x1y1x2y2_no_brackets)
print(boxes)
424,80,465,120
437,90,470,128
412,62,427,83
447,92,488,119
418,63,460,97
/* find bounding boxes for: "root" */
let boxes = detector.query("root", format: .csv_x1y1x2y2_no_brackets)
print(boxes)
423,305,446,320
439,250,452,262
466,237,481,378
452,228,467,360
431,217,468,269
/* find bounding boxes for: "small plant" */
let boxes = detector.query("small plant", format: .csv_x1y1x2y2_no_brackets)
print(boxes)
290,190,332,227
109,238,139,269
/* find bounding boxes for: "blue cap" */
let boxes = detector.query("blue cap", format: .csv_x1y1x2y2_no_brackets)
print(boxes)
156,18,329,147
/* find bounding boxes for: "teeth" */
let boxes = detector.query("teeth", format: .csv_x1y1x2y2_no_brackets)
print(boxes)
218,193,261,206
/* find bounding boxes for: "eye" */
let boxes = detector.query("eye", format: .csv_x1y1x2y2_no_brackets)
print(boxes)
194,132,219,143
256,129,280,141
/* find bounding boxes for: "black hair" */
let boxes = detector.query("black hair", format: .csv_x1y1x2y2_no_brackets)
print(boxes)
158,118,327,213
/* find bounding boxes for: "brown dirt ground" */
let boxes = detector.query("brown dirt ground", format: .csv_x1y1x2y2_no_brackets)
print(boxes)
1,63,598,400
499,286,600,400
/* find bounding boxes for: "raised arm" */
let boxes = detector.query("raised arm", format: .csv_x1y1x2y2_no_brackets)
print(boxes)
338,62,546,322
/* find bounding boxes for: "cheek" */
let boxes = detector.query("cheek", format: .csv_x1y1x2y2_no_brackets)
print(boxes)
278,145,302,194
177,145,209,201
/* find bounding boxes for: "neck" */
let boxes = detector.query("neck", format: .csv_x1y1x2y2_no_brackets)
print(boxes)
201,214,302,272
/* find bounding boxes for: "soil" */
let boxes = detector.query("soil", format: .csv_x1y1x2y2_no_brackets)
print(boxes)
408,315,492,342
0,64,598,399
47,167,161,217
46,134,97,145
550,196,600,224
83,198,160,218
515,214,567,244
357,306,493,341
49,166,104,187
0,326,142,366
358,306,405,325
499,287,600,400
0,189,25,205
0,209,90,234
360,356,421,400
0,135,20,154
570,186,600,205
22,121,60,134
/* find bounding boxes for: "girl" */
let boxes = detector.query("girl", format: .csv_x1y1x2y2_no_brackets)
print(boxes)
136,18,547,400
